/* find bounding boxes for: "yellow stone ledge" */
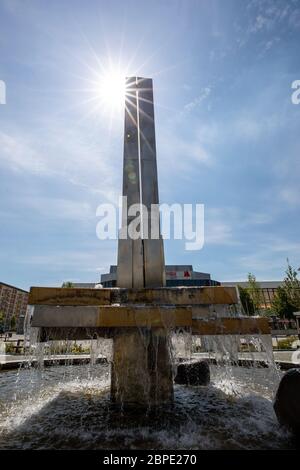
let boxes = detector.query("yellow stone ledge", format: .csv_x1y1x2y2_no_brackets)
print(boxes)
29,286,239,306
31,304,270,335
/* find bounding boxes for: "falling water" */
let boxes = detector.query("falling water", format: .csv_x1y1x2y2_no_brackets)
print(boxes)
0,311,295,450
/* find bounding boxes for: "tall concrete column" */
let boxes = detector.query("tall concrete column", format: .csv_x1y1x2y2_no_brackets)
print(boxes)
112,77,173,407
117,77,165,289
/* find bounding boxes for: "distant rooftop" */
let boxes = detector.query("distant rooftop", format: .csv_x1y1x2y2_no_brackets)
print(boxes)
65,282,98,289
221,281,283,289
0,282,28,294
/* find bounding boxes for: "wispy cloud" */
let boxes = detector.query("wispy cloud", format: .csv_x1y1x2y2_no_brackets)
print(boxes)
205,219,236,246
183,87,211,113
279,187,300,207
234,112,283,140
258,36,280,57
204,206,274,247
247,0,299,34
159,128,213,174
0,131,50,174
22,196,94,221
239,252,284,274
0,122,120,203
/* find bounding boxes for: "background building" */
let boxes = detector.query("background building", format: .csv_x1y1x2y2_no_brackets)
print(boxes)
221,281,283,309
71,272,285,312
0,282,28,332
100,265,220,288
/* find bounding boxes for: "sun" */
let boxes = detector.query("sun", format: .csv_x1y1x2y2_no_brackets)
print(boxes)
78,59,133,127
96,66,127,112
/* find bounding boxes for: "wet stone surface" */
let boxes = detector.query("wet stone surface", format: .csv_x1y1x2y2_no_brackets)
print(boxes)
174,361,210,386
274,368,300,437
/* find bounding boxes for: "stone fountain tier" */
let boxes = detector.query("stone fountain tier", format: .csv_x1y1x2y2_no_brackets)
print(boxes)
28,286,269,406
28,286,269,336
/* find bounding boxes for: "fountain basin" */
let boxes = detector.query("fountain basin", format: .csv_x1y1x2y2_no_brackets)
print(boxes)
26,285,270,407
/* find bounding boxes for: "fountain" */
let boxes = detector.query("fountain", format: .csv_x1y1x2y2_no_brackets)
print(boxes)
2,76,297,451
26,77,269,408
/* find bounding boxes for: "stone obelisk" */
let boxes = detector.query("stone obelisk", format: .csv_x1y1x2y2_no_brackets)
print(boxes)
117,77,165,288
111,77,173,406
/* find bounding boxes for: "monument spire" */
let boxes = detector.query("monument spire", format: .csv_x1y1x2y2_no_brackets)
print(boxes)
117,77,165,288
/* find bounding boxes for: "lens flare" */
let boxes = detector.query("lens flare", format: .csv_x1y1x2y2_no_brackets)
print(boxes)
97,67,126,112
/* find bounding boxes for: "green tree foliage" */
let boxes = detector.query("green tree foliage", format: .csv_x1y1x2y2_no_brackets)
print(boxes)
271,260,300,319
247,273,263,314
62,281,74,288
10,315,16,331
238,286,255,316
283,260,300,307
271,287,295,319
0,311,4,332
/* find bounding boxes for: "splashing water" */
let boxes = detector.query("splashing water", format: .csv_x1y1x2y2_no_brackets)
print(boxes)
0,325,295,450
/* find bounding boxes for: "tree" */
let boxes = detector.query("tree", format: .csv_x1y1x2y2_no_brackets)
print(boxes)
247,273,263,314
62,281,74,288
283,259,300,307
271,286,295,319
271,260,300,319
238,285,255,316
0,311,4,333
10,315,16,331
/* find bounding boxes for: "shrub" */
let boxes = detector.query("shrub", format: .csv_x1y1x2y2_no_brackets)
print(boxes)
276,336,298,350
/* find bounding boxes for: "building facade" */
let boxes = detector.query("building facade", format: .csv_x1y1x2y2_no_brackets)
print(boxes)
0,282,28,331
221,281,283,309
100,265,220,288
71,273,287,312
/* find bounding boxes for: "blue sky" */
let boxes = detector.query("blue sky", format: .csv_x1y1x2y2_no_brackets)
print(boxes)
0,0,300,290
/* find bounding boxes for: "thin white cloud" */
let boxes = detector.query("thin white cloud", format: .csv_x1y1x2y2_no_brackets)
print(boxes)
245,212,274,225
247,1,297,34
262,36,280,52
239,252,283,273
279,187,300,207
234,113,283,140
237,234,300,278
264,238,300,254
22,196,94,221
204,207,240,247
0,131,50,174
159,130,213,173
205,220,236,246
204,206,275,247
183,87,211,113
17,246,116,272
0,123,120,204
